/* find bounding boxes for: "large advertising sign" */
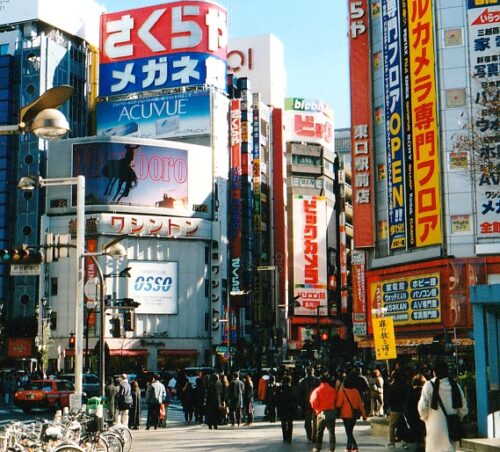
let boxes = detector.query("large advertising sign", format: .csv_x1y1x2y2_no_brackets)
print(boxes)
99,1,227,96
408,0,442,247
96,91,210,139
369,273,441,327
349,0,375,248
351,250,367,336
72,140,212,217
382,0,406,250
284,98,334,152
128,261,178,314
293,195,328,316
467,2,500,240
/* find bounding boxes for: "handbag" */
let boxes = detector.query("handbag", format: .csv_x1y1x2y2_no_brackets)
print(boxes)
343,389,361,420
431,381,464,442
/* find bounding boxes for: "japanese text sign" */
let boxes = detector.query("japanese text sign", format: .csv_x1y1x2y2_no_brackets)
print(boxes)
99,1,227,96
372,317,397,360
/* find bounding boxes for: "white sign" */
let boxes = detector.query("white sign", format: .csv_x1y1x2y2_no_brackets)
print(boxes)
10,264,42,276
128,261,178,314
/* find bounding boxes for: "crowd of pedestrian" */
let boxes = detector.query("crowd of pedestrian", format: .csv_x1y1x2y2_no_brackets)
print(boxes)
2,358,470,452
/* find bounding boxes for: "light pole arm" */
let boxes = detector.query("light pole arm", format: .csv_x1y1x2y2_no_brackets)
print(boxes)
0,124,23,135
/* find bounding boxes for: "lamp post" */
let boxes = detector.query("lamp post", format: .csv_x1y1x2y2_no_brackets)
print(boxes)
83,238,127,398
35,297,52,374
18,175,85,397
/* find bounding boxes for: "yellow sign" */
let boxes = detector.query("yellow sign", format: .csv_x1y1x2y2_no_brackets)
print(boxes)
372,317,397,360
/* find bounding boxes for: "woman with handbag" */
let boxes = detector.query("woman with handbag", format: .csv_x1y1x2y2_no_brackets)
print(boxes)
336,372,367,452
418,359,468,452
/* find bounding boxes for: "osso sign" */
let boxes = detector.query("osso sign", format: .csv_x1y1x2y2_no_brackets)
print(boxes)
128,261,178,314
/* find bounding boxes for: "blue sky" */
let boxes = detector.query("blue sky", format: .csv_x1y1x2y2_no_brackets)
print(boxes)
101,0,350,129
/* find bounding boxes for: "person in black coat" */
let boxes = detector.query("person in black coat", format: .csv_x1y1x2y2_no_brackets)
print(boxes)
180,382,196,424
205,373,222,429
400,374,427,452
128,380,141,429
276,375,297,444
228,371,245,427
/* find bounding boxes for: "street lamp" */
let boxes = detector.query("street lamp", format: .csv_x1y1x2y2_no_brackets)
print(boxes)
18,175,85,398
35,297,52,374
0,85,72,139
83,238,127,398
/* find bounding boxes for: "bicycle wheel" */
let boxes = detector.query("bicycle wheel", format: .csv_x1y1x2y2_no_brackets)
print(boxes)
108,425,132,452
100,431,124,452
53,444,86,452
79,433,109,452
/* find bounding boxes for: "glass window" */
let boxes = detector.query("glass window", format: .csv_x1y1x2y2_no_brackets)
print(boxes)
0,44,8,55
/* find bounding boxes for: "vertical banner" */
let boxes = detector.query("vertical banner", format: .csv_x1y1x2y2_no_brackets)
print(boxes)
382,0,407,250
467,2,500,240
372,317,397,360
252,94,262,256
349,0,375,248
229,99,242,294
408,0,442,247
293,195,328,316
351,250,367,336
400,0,416,247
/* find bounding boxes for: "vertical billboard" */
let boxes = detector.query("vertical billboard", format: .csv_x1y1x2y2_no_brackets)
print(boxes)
467,1,500,240
293,195,328,316
382,0,406,250
283,98,334,152
348,0,375,248
351,250,367,336
96,91,211,139
128,261,179,314
99,1,228,96
229,99,242,293
408,0,442,247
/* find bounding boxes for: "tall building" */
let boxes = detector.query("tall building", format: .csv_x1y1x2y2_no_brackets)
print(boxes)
348,0,500,362
0,0,103,365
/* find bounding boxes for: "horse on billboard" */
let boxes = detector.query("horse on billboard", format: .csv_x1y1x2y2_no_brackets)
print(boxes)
102,144,139,202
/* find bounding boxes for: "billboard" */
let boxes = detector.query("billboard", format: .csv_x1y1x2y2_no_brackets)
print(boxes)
408,0,442,247
349,0,375,248
292,195,328,316
72,140,211,216
128,261,178,314
369,273,441,327
99,1,227,96
284,98,334,152
351,250,367,336
382,0,406,250
96,91,210,139
467,3,500,240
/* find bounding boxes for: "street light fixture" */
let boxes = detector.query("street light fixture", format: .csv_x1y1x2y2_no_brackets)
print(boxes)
0,85,72,139
83,238,128,398
18,175,85,399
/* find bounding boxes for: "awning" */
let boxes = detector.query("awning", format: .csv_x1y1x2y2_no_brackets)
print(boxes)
157,349,198,356
64,349,92,356
356,337,435,348
290,317,343,326
109,349,149,357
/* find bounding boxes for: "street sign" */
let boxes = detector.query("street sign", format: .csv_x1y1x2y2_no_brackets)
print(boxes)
10,264,41,276
372,316,397,360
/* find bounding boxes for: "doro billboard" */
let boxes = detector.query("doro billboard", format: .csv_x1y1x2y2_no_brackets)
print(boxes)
72,140,212,216
99,1,228,96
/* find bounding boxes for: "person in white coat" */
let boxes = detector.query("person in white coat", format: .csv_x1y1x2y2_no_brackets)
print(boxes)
417,360,468,452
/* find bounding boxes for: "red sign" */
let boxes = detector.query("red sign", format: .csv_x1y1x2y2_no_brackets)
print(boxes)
8,338,32,359
349,0,374,247
100,1,227,64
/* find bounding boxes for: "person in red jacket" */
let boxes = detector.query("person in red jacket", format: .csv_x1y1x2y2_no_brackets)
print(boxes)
309,373,337,452
336,372,367,452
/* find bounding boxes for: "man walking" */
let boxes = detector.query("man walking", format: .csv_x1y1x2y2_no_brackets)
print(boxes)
298,366,320,442
145,373,166,430
310,373,338,452
228,371,245,427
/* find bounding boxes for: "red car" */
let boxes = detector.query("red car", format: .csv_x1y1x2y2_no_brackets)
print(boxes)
14,379,76,413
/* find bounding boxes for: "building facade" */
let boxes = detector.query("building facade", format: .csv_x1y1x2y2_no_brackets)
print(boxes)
348,0,500,365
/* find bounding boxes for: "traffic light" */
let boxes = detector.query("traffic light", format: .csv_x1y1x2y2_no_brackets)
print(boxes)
68,333,75,349
110,317,121,338
321,332,329,341
0,248,42,264
121,298,141,308
123,311,134,331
